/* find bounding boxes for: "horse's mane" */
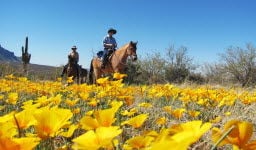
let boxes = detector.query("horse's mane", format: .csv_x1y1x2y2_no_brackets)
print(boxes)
115,41,136,54
117,43,130,51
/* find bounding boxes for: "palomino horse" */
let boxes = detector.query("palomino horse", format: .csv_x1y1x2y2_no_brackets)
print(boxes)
65,56,79,84
89,41,137,84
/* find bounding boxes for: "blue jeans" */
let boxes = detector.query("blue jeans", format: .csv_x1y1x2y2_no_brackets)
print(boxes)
102,49,109,59
102,49,109,67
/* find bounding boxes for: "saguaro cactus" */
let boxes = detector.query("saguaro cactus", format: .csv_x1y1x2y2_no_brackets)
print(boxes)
21,37,31,74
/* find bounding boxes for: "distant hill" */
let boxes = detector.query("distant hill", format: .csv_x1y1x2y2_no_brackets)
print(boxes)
0,45,21,62
0,61,62,80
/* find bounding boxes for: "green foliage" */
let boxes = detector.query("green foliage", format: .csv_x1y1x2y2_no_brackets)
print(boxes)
219,43,256,86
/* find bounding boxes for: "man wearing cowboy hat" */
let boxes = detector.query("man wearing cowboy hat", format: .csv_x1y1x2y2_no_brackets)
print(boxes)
61,46,80,77
69,46,79,64
101,28,117,69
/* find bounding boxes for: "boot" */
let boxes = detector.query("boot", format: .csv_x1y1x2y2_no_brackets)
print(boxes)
101,56,107,69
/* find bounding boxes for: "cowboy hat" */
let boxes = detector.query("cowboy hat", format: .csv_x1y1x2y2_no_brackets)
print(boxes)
71,46,77,49
108,28,117,34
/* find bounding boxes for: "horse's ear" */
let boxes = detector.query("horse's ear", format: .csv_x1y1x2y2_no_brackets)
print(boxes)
130,41,137,45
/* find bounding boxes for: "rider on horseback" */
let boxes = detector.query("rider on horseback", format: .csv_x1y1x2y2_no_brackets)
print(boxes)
61,46,80,77
101,28,117,69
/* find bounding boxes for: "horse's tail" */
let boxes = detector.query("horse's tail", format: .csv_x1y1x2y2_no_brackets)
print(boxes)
89,59,94,84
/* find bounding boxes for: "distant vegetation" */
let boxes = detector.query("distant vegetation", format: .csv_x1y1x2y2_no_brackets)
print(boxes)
125,43,256,87
1,43,256,86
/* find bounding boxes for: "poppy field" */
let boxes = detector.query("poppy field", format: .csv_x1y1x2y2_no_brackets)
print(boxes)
0,73,256,150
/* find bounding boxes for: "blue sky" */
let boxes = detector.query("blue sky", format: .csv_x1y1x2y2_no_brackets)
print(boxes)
1,0,256,68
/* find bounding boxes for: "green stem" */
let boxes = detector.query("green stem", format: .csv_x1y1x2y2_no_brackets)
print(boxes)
13,114,22,138
210,125,235,150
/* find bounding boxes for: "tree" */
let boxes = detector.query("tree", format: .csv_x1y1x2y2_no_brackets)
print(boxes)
165,45,195,83
203,63,231,84
124,59,142,84
220,43,256,86
138,53,167,84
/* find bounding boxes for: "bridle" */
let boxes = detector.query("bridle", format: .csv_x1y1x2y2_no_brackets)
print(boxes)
112,43,137,66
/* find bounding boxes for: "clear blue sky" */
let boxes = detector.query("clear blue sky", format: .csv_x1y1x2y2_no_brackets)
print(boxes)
1,0,256,68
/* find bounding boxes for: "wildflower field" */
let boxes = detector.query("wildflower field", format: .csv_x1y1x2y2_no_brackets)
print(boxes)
1,73,256,150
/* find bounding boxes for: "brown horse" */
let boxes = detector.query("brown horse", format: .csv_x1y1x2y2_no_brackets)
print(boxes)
89,41,137,84
80,67,88,84
65,56,80,84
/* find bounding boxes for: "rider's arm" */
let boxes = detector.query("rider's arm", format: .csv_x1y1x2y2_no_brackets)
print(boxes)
104,43,114,48
103,36,115,49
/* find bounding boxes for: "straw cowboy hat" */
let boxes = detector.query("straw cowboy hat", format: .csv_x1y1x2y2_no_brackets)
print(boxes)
108,28,117,34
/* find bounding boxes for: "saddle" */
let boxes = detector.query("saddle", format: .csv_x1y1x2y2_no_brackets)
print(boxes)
96,49,114,61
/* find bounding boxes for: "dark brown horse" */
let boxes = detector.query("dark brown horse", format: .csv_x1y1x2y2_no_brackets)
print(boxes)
80,67,88,84
89,41,137,84
64,56,79,84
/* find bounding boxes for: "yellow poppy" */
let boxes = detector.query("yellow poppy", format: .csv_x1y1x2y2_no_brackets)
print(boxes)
5,74,15,79
65,99,79,107
171,108,186,119
162,106,172,114
72,126,122,150
151,121,211,150
124,135,154,150
21,100,40,110
96,77,109,85
0,121,17,138
80,116,100,130
80,107,118,130
13,109,37,130
18,77,28,82
85,110,94,116
33,107,73,139
110,100,123,111
49,94,62,105
121,114,148,128
225,111,231,116
72,108,81,114
6,92,18,105
0,94,4,100
150,138,188,150
212,120,256,149
121,108,137,117
67,76,74,83
138,102,153,108
210,116,222,123
168,120,212,142
156,117,167,126
188,110,200,118
113,72,127,80
0,137,40,150
94,107,118,127
59,124,79,138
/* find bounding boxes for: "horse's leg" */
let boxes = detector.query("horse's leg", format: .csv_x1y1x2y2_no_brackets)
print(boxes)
93,68,102,84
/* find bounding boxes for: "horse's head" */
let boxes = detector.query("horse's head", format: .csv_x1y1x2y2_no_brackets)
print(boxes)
127,41,138,61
